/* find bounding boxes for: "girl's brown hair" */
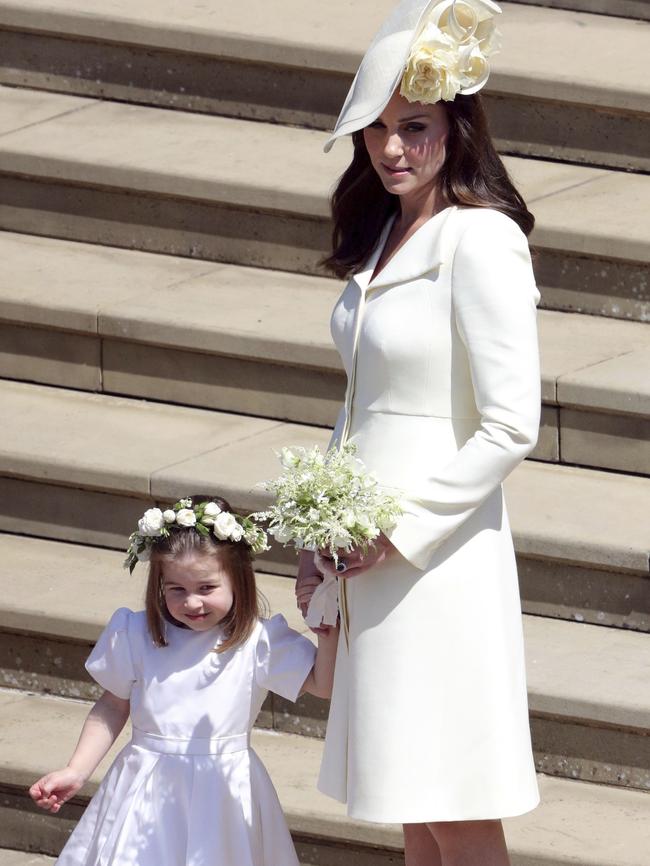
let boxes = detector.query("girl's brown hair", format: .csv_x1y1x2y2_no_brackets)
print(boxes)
144,496,266,653
323,94,534,280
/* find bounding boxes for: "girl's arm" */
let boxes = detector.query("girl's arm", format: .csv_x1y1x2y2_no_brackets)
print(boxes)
29,689,129,813
301,625,339,699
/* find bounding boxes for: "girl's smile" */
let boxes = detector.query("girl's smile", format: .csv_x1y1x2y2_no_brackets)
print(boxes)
162,553,234,631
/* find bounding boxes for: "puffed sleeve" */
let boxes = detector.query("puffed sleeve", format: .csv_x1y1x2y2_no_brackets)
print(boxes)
387,210,541,569
255,614,316,702
85,607,137,700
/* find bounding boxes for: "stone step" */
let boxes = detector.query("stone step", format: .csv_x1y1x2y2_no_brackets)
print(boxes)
0,853,54,866
1,230,649,475
0,89,649,323
1,533,649,791
0,379,648,631
509,0,649,21
0,2,648,170
1,688,649,865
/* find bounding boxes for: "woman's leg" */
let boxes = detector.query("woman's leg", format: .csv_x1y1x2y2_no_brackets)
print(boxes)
403,823,442,866
427,819,510,866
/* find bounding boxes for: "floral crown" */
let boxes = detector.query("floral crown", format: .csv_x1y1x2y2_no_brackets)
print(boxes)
400,0,501,104
124,498,269,573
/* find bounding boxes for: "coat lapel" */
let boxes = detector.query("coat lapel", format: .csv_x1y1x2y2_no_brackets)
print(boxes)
366,205,456,291
352,218,394,294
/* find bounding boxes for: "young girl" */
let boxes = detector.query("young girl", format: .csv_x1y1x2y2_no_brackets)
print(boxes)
30,495,337,866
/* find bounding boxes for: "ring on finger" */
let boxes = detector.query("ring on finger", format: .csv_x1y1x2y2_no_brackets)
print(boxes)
336,560,348,573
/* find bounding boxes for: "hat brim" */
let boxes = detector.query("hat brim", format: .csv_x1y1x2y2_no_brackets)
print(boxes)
324,0,501,153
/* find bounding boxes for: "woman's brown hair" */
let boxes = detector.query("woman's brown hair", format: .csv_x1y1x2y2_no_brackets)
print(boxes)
144,496,267,653
323,93,534,280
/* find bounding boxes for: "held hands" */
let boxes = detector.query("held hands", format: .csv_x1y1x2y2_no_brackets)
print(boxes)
315,532,396,580
29,766,86,813
295,535,397,631
295,549,331,635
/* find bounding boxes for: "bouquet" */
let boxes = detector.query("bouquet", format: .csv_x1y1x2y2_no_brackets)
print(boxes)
254,443,403,626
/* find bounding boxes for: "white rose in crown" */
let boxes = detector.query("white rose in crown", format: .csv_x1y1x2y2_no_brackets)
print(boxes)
213,511,239,540
201,501,222,526
230,523,244,542
138,508,165,537
163,510,176,524
176,508,197,527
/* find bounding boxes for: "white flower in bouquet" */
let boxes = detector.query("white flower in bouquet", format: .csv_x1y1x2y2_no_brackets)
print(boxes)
270,525,294,544
253,443,403,561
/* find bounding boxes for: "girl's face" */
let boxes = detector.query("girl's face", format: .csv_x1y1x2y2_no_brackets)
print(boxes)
363,90,449,199
162,552,234,631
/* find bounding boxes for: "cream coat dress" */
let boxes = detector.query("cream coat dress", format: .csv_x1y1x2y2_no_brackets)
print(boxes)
317,205,541,823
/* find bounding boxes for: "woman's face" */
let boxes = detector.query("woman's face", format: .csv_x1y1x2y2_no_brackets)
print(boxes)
363,90,449,199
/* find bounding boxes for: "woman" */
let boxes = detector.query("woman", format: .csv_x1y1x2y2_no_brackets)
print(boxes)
296,1,540,864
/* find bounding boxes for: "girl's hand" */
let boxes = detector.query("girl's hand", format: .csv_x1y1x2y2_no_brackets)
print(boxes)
295,550,332,634
29,767,86,813
315,533,396,579
295,549,323,616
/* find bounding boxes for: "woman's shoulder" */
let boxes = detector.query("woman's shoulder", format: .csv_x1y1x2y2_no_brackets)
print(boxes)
454,206,527,239
448,206,532,267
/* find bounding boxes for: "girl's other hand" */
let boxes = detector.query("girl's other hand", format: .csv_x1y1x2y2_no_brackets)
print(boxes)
295,549,332,635
295,549,323,616
29,767,86,813
315,533,396,579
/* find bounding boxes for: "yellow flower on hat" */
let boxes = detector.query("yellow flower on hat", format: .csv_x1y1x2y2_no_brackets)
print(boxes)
401,25,462,103
400,0,500,104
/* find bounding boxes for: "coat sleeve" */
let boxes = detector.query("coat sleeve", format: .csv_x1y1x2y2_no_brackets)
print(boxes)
386,210,541,569
327,406,346,452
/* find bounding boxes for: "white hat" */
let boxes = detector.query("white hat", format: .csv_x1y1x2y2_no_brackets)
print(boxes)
324,0,501,152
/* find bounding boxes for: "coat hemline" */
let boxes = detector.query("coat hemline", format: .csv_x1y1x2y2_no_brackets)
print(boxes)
317,781,541,825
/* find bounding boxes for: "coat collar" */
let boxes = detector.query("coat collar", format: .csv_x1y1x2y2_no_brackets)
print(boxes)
353,205,456,293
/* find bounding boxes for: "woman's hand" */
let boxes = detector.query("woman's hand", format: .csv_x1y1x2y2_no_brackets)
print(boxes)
315,533,396,579
29,767,86,813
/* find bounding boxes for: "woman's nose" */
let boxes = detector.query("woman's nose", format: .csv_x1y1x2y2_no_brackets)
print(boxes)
383,133,404,158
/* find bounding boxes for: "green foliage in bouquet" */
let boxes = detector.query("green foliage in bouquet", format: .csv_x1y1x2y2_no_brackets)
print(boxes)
254,443,403,560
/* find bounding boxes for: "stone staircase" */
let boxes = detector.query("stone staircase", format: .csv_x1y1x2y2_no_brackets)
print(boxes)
0,0,648,863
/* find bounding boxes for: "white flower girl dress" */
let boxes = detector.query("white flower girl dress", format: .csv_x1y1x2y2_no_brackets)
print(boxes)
55,607,315,866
